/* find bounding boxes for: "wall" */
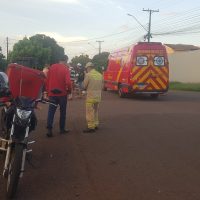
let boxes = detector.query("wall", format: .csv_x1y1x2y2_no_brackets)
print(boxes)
168,50,200,83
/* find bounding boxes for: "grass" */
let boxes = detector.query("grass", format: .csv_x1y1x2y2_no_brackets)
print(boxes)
169,82,200,92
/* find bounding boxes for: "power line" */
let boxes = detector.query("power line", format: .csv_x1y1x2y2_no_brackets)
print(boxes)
153,11,200,33
88,42,98,50
152,11,200,36
58,26,142,44
150,7,200,34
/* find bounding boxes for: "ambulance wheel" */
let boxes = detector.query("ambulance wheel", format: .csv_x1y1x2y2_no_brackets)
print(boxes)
151,94,159,99
118,86,126,98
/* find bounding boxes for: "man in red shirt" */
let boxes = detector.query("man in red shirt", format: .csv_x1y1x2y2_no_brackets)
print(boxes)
45,55,72,137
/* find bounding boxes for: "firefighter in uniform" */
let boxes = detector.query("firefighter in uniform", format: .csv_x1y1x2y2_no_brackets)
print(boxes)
83,62,103,133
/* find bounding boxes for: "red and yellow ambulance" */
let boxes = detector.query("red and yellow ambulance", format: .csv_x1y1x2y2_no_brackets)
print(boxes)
103,42,169,98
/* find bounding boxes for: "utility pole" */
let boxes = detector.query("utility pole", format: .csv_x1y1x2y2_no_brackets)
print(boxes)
96,40,104,54
6,37,9,60
143,9,159,42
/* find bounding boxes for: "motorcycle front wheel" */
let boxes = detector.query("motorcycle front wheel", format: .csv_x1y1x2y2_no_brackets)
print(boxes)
6,143,24,199
0,108,8,139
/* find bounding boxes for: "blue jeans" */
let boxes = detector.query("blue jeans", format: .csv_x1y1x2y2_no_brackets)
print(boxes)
47,96,67,130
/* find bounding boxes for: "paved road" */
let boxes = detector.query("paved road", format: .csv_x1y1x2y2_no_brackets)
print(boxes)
1,91,200,200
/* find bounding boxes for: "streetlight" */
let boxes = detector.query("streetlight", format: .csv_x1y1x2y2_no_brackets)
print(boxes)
127,13,148,32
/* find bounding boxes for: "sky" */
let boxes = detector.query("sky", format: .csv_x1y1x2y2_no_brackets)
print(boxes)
0,0,200,59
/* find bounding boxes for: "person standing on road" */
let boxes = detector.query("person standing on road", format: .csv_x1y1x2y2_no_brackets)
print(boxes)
77,63,85,89
76,63,85,98
83,62,103,133
45,55,72,137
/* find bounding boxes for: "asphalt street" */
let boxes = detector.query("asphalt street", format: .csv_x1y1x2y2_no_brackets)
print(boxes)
1,90,200,200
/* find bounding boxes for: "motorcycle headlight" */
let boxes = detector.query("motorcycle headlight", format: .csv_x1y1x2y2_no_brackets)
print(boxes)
16,109,32,120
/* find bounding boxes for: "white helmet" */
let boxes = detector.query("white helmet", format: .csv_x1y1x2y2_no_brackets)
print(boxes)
77,63,82,67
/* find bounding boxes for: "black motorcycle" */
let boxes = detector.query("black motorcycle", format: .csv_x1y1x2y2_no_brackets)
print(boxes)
0,96,56,198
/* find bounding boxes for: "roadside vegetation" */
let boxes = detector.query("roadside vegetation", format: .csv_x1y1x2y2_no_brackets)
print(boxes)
0,46,7,71
0,34,109,72
170,82,200,92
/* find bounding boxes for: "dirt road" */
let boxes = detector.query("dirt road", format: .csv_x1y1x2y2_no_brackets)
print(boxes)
1,91,200,200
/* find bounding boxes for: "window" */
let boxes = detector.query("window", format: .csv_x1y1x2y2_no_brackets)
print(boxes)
154,56,165,66
136,56,148,66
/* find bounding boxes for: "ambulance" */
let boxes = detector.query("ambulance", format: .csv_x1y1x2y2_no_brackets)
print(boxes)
103,42,169,98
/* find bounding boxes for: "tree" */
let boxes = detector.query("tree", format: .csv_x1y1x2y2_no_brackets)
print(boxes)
8,34,65,70
71,54,91,68
30,34,64,64
92,52,109,73
0,47,7,71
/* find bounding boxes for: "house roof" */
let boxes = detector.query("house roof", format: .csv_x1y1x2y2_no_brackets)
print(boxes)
164,44,200,51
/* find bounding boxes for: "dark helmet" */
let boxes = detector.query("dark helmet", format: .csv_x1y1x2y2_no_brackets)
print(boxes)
0,72,10,98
